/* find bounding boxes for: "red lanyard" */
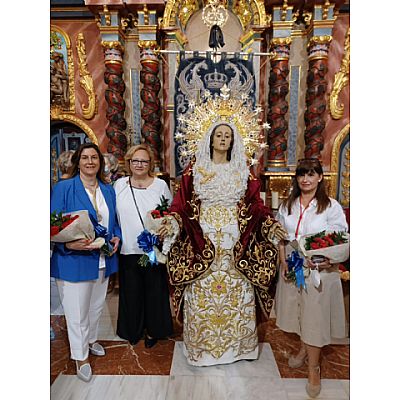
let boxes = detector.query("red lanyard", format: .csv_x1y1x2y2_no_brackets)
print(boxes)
295,197,309,238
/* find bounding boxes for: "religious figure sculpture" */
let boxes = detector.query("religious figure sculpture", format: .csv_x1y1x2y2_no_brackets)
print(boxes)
163,87,287,366
51,51,69,107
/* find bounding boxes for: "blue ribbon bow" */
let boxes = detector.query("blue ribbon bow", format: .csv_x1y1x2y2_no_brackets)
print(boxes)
286,250,306,290
89,214,113,255
137,229,159,266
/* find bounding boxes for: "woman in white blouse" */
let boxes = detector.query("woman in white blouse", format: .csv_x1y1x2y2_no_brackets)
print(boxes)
274,158,348,398
114,144,173,348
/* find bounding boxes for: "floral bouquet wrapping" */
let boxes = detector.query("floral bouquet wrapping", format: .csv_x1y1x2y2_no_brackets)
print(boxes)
298,230,350,264
137,196,177,267
50,210,105,249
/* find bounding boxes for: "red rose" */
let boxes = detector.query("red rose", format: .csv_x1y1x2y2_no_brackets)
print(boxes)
51,226,60,236
310,242,320,250
338,264,346,272
61,219,74,229
326,237,334,246
319,242,328,248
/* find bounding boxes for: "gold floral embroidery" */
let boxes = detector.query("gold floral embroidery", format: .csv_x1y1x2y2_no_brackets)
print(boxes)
201,205,236,230
184,267,258,362
210,274,227,295
197,166,216,184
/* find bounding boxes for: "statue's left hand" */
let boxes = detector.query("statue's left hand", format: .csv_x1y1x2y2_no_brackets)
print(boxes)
267,221,288,246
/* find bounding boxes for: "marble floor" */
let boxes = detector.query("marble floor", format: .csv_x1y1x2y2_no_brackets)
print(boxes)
50,281,349,400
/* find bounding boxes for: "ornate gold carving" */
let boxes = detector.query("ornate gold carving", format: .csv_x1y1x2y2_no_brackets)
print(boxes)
233,0,252,30
50,25,75,114
202,0,229,28
251,0,268,26
178,0,198,28
138,40,159,50
322,0,331,20
330,28,350,120
270,37,292,46
101,41,125,53
143,4,150,25
308,35,332,47
103,5,111,26
76,33,97,120
330,123,350,201
341,147,350,207
50,108,98,145
161,0,268,29
269,176,293,198
281,0,288,21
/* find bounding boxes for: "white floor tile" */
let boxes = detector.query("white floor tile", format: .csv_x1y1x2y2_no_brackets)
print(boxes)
166,375,228,400
226,376,289,400
170,341,280,378
282,378,349,400
51,375,169,400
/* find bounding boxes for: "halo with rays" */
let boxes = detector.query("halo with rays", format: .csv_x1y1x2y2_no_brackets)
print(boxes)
175,85,269,166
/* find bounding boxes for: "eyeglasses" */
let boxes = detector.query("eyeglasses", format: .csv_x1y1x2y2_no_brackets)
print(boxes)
130,159,150,166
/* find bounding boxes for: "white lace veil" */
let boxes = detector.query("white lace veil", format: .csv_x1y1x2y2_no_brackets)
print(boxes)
193,121,249,205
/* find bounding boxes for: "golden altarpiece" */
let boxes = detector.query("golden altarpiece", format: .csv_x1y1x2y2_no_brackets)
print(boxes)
50,0,350,211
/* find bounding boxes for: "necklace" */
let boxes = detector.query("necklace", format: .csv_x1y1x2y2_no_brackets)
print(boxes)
83,180,102,222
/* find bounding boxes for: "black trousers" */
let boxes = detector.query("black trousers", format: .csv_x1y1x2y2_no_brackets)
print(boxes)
116,254,173,343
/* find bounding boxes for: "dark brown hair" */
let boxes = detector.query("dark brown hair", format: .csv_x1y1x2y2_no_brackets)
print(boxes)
210,124,234,161
283,158,331,215
69,143,107,183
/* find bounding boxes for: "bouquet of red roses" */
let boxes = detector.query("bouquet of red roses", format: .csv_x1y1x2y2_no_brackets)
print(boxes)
298,230,349,264
50,210,105,248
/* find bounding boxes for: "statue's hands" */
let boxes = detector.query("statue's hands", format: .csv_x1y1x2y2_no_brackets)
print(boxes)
268,222,288,246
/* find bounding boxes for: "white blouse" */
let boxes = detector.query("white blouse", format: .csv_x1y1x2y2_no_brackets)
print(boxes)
85,187,109,269
114,177,173,255
276,197,348,241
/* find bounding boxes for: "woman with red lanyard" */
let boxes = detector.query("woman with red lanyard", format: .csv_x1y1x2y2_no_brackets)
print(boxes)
274,158,348,398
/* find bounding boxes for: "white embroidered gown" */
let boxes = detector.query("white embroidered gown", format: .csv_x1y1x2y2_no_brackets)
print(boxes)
183,161,259,366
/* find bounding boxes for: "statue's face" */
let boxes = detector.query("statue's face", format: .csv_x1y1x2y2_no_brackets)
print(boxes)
212,125,233,153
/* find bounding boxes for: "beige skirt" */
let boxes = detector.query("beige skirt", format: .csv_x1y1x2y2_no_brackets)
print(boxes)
274,251,347,347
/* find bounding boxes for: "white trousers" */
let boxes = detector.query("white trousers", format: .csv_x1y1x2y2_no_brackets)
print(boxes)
56,269,109,361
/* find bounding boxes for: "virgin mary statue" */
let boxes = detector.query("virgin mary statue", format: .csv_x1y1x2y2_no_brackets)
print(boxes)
164,91,287,366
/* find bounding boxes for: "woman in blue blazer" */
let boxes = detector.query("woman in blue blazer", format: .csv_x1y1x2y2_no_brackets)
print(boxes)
51,143,121,382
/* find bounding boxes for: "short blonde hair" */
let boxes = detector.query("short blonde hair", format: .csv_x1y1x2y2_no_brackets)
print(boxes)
124,144,155,177
57,150,74,175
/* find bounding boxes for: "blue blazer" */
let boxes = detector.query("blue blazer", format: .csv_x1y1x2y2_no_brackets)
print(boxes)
50,175,121,282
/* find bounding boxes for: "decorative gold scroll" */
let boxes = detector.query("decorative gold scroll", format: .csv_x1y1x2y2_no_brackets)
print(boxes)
51,107,98,145
341,147,350,207
330,28,350,120
330,123,350,203
76,33,97,120
161,0,268,29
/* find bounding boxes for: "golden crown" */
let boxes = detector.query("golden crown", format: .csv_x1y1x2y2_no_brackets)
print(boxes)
175,84,270,165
